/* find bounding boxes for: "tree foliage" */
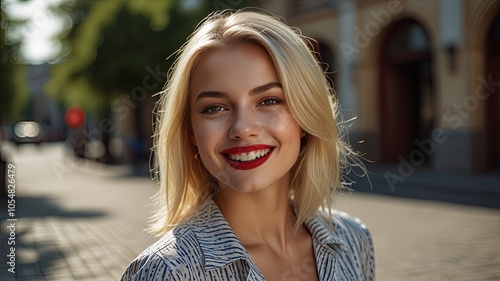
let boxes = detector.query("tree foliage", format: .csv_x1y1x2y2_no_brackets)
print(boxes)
0,7,29,125
46,0,251,114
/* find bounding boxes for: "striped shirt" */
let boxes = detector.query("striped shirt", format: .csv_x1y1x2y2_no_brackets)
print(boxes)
121,200,375,280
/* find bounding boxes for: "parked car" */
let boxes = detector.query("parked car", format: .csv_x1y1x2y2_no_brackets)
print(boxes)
12,121,45,146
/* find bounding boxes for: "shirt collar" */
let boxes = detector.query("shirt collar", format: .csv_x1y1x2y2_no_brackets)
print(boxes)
185,200,255,271
186,200,345,270
304,210,346,250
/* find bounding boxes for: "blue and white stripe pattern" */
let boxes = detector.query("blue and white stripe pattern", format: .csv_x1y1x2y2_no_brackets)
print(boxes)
121,200,375,280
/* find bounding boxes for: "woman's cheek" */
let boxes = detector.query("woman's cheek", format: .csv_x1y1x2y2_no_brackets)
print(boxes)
266,111,298,133
195,119,225,147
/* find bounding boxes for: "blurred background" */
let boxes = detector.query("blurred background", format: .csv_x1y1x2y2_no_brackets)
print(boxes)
0,0,499,280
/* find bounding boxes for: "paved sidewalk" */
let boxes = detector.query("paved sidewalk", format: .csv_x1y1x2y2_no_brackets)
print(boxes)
337,193,500,281
0,143,159,281
0,143,499,280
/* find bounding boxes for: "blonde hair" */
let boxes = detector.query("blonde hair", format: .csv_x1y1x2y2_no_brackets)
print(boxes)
150,9,360,236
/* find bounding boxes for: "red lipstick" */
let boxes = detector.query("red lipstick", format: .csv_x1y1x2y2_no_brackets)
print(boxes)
221,145,273,170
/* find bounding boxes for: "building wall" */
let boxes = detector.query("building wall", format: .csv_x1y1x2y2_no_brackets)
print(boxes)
256,0,500,173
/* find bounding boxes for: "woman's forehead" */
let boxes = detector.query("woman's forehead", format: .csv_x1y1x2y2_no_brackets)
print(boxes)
188,43,280,98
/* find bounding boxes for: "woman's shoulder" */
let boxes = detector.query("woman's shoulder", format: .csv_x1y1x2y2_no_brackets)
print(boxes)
120,223,202,281
330,209,370,235
310,209,375,279
120,200,238,280
315,207,370,230
311,208,374,251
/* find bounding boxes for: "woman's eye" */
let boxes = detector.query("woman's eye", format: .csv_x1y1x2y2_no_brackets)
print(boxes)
202,105,226,114
259,98,282,106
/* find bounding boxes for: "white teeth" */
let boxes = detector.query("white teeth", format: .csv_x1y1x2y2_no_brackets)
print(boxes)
240,153,248,161
248,151,256,161
227,148,271,162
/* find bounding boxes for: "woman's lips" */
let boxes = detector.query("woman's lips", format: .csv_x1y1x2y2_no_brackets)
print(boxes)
221,145,274,170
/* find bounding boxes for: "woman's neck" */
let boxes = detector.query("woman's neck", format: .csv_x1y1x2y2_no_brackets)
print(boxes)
213,181,300,255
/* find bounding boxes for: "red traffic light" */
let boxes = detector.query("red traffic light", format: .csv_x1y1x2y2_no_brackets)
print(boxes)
64,106,86,129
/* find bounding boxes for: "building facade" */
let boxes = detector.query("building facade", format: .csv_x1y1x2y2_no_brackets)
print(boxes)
256,0,500,173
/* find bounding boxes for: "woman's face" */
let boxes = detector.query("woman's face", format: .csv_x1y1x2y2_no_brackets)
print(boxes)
189,43,304,193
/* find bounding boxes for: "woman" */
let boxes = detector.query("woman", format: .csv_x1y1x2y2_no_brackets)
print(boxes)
121,9,375,281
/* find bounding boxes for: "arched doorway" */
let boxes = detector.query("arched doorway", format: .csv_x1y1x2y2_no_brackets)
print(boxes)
379,19,434,162
485,12,500,170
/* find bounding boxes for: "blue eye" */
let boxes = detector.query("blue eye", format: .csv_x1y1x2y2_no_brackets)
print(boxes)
202,105,226,114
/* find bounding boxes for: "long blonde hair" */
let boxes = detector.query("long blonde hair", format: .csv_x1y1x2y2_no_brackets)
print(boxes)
149,9,360,236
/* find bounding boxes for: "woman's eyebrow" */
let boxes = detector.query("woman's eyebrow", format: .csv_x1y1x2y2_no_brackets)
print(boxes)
195,81,282,103
195,91,228,103
249,82,282,96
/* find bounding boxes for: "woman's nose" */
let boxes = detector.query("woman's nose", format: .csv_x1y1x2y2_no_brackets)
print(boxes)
228,109,260,140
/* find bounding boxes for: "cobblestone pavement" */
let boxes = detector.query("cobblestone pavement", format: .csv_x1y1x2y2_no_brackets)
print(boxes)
1,143,499,281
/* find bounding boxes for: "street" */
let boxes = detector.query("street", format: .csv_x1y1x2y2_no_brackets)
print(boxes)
0,143,499,281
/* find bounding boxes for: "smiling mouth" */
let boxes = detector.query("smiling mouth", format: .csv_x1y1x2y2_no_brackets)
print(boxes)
225,148,271,162
221,146,274,170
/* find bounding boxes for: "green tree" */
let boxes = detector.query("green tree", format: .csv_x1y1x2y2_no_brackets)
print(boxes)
0,7,29,126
